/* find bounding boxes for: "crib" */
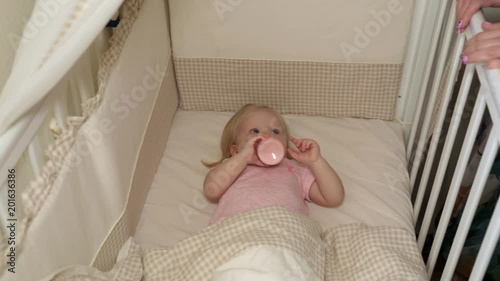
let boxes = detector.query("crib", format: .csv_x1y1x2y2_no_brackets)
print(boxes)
0,0,499,280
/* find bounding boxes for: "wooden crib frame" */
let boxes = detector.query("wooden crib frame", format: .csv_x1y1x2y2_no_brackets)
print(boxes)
0,0,498,280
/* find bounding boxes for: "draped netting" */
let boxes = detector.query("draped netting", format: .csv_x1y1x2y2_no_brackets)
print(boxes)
0,0,145,277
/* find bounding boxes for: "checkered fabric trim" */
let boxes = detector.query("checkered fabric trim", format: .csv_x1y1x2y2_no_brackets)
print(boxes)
323,223,427,281
92,215,130,272
49,238,142,281
0,0,145,277
174,57,403,120
142,206,325,281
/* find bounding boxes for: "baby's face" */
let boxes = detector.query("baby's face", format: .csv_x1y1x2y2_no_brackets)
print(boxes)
233,109,287,153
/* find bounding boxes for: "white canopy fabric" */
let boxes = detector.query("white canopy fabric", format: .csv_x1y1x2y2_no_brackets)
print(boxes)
0,0,124,135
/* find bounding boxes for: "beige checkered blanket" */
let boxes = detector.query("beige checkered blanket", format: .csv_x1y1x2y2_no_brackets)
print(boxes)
142,206,427,281
48,238,143,281
143,206,326,280
47,206,427,281
323,223,427,280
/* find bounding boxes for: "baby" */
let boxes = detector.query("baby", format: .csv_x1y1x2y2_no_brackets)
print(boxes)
203,104,344,224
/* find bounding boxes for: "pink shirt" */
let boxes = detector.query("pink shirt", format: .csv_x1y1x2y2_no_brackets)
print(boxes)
209,158,316,224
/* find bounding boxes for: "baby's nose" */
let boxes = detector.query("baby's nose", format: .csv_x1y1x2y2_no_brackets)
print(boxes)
260,131,270,138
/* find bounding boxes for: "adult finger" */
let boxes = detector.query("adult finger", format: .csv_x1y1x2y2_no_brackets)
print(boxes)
456,0,469,24
458,0,483,32
486,58,500,69
482,21,500,31
463,36,500,56
463,45,500,65
463,28,500,56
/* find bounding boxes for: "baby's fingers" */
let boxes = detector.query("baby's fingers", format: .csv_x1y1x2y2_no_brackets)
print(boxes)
287,147,300,159
289,136,303,147
244,135,264,151
300,140,313,150
248,135,262,145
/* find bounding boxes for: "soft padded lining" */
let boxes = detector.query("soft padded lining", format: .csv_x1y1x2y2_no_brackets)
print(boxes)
135,110,413,248
169,0,414,63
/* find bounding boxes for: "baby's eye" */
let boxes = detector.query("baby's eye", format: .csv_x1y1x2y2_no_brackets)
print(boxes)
249,128,260,134
271,129,281,135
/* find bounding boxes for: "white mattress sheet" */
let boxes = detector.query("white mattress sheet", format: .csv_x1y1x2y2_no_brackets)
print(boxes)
135,110,414,248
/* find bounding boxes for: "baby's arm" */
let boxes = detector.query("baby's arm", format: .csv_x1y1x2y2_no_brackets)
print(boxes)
308,158,344,207
288,136,344,207
204,135,264,201
203,154,247,202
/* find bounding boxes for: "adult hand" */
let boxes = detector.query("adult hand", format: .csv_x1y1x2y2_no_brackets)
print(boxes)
456,0,500,33
462,21,500,69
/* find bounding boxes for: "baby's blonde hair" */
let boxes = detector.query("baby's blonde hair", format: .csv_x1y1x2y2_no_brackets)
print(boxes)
203,104,290,168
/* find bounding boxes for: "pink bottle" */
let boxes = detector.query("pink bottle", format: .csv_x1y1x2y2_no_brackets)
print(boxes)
257,138,285,165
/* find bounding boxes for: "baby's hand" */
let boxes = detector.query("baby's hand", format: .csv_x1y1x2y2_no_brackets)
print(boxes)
238,135,267,165
287,136,321,166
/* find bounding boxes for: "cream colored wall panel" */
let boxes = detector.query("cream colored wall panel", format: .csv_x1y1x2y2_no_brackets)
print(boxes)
126,57,179,237
169,0,413,63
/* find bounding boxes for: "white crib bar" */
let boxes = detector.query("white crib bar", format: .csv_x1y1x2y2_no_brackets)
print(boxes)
469,197,500,280
408,9,500,279
409,0,455,188
460,41,500,278
405,0,450,162
425,64,475,275
415,38,465,248
412,8,462,222
441,120,498,281
397,0,436,144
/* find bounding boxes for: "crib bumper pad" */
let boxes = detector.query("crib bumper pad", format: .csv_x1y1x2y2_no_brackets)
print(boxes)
169,0,414,120
43,206,427,281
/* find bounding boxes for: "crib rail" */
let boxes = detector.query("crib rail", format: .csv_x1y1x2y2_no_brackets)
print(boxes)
408,7,500,281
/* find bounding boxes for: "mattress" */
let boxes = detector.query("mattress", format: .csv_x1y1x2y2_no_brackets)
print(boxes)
135,110,414,248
